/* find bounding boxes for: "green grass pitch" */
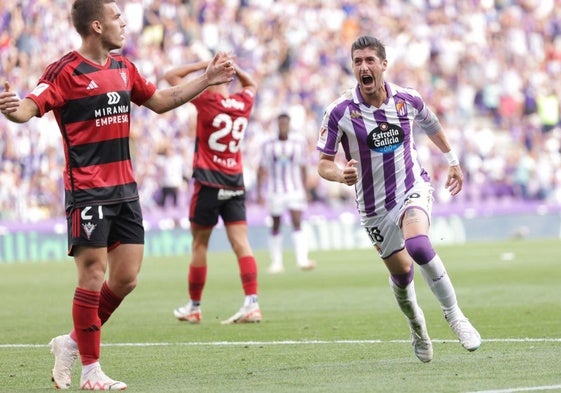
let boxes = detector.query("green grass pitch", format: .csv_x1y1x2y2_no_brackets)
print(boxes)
0,238,560,392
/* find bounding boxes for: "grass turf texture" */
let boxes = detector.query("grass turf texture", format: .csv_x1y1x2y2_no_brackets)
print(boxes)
0,238,560,392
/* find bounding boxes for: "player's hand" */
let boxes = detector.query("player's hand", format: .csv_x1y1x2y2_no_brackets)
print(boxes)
341,159,358,186
445,165,463,196
205,52,235,86
0,82,20,115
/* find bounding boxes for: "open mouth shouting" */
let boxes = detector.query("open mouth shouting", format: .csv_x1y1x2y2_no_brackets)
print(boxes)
361,74,376,91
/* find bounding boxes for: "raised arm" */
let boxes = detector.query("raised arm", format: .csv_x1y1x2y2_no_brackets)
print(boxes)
0,82,39,123
233,63,257,95
163,60,208,87
144,52,235,114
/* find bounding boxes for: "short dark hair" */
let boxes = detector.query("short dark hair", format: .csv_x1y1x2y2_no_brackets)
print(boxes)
278,113,290,120
71,0,115,37
351,35,386,60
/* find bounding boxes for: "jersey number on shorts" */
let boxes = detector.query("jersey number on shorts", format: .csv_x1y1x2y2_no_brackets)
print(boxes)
209,114,248,153
81,206,103,220
366,226,384,243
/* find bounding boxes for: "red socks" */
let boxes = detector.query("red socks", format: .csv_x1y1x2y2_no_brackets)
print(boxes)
72,288,101,365
238,255,258,296
98,281,123,323
188,265,207,302
70,282,123,365
188,259,257,301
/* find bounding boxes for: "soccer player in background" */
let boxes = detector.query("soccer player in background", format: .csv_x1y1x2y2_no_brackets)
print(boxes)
0,0,235,389
164,59,262,325
316,35,481,363
257,112,315,273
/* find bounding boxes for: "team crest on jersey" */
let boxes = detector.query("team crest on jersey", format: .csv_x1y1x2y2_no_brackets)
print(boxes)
395,100,407,117
82,222,97,240
367,122,405,153
350,109,362,119
120,71,127,86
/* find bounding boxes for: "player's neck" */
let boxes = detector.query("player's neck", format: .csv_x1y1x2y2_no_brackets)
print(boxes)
361,83,387,107
77,41,111,66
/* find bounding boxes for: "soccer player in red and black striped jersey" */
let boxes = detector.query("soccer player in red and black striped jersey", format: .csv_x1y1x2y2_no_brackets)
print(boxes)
0,0,235,390
164,60,262,325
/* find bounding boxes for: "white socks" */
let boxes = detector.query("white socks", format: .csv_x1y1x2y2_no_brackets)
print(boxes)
268,233,283,268
82,361,100,377
418,255,463,320
269,230,310,268
292,229,309,267
389,278,423,320
244,295,258,307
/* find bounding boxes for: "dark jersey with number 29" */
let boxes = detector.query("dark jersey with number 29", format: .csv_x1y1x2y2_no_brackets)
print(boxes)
190,88,255,190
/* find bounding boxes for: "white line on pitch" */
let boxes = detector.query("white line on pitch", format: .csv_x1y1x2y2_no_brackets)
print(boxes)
1,337,561,349
464,384,561,393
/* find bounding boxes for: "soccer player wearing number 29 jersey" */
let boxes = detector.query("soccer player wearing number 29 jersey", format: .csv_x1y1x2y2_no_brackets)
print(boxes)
317,35,481,362
0,0,235,389
165,60,262,325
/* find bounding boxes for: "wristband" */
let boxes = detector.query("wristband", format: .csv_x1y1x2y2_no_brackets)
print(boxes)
444,150,459,166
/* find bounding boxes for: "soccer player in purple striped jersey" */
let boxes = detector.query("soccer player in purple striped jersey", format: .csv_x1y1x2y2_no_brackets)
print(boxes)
317,35,481,362
0,0,235,389
257,113,315,273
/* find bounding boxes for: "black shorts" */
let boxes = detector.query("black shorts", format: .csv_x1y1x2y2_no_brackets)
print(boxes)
189,181,247,228
66,200,144,256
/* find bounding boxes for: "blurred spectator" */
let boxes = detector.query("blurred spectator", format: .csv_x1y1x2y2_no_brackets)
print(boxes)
155,143,187,209
537,86,560,133
1,0,561,223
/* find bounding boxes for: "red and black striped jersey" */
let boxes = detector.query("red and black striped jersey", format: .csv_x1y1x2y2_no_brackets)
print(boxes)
190,88,255,189
26,51,156,210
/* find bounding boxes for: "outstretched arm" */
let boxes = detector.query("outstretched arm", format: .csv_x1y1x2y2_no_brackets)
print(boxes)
144,52,235,114
0,82,39,123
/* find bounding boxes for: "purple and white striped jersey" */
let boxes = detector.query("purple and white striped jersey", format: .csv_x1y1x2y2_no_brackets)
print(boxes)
317,81,442,218
260,134,307,196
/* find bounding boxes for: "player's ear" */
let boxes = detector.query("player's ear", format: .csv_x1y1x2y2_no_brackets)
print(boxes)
91,20,103,34
382,58,388,70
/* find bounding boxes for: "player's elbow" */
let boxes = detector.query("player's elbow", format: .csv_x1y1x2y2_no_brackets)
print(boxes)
163,71,181,86
317,160,331,181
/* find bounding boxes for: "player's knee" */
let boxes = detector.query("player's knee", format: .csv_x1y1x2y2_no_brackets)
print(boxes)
404,235,436,265
110,276,137,298
390,268,414,288
122,279,138,295
230,240,251,258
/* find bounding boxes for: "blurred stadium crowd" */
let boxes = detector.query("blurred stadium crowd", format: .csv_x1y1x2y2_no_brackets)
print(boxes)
1,0,560,222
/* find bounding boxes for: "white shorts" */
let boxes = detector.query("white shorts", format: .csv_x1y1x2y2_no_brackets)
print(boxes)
266,190,307,216
363,183,434,259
